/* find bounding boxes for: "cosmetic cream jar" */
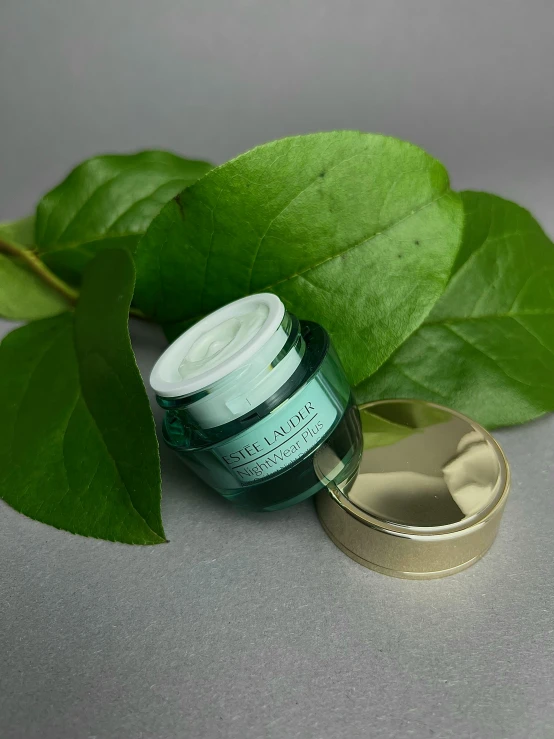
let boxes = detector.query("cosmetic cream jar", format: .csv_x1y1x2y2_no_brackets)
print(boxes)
150,294,363,511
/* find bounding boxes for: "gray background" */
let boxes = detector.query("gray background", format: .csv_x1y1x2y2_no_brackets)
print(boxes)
1,2,553,737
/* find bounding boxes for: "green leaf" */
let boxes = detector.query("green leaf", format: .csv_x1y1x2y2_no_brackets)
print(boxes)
35,150,213,285
361,411,417,449
356,192,554,428
134,132,463,385
360,402,451,449
0,253,69,320
0,249,165,544
0,215,36,245
0,219,71,320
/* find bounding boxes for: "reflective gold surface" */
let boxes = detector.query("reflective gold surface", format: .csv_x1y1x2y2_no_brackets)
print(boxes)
315,400,510,579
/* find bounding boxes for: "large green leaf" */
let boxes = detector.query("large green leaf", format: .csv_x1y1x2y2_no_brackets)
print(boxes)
356,192,554,428
35,150,213,285
134,132,463,384
0,249,165,544
0,219,71,320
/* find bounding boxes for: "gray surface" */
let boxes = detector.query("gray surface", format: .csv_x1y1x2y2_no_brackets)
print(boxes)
1,2,554,737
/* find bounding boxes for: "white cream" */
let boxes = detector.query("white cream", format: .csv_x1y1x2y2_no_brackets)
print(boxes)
178,302,269,381
150,294,298,427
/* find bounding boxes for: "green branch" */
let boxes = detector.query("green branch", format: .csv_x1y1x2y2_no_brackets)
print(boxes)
0,237,78,306
0,238,151,321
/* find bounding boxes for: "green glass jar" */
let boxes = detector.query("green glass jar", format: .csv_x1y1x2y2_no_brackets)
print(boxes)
150,294,362,511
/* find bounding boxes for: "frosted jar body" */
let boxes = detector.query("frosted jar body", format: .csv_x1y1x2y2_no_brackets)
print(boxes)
159,321,362,511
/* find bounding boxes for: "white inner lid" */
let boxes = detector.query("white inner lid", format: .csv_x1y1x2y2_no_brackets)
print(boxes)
150,293,286,399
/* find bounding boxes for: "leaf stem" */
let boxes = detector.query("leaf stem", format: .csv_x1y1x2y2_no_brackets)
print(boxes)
0,237,78,306
0,237,153,322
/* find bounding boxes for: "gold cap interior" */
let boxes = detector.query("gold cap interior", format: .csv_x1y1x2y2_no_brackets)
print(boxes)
314,399,510,579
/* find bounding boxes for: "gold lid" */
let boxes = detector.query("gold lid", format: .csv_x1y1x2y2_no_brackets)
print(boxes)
315,399,510,579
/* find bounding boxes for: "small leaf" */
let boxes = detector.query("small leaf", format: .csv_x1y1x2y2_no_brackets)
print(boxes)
361,411,417,449
0,215,36,245
134,132,463,384
356,192,554,428
0,219,70,320
0,249,165,544
360,403,451,449
0,253,69,321
35,150,213,285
